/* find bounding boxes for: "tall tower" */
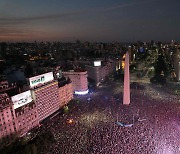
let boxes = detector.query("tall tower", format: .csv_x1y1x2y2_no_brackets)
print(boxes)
123,50,130,105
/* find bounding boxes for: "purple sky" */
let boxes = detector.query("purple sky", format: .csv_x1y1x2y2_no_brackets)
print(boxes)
0,0,180,42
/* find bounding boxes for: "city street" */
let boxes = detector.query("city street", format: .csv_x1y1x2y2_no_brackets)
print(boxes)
0,1,180,153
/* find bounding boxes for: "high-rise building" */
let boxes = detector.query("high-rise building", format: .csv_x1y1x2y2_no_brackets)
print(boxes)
12,91,39,136
0,71,75,141
0,93,16,140
0,91,39,141
30,72,60,122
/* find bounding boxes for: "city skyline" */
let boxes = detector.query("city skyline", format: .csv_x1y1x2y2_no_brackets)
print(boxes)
0,0,180,42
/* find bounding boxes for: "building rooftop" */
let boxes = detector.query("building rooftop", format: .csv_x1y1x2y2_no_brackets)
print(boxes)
62,68,87,73
58,77,71,88
0,93,12,110
74,68,87,72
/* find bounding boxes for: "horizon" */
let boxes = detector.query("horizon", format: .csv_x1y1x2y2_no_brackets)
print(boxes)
0,40,178,44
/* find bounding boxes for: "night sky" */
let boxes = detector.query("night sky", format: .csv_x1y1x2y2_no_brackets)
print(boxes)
0,0,180,42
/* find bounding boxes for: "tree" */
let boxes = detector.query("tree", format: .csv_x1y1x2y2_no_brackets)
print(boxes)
150,53,168,84
154,54,168,77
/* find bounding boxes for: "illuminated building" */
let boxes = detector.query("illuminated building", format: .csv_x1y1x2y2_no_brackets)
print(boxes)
122,54,125,69
0,93,16,140
58,77,73,107
62,69,88,95
11,91,39,136
85,60,116,85
0,71,74,140
122,47,133,70
30,72,60,122
0,91,39,140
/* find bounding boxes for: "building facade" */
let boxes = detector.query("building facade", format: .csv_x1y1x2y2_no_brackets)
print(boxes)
0,71,74,141
0,93,16,140
63,69,88,95
0,91,39,141
58,78,73,107
14,101,39,136
85,60,116,85
31,80,60,122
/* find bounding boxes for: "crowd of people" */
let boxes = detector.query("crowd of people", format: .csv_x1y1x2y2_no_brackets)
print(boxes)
41,81,179,154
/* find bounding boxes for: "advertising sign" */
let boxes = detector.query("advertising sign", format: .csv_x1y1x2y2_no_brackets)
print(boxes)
94,61,101,67
29,72,54,88
12,91,33,109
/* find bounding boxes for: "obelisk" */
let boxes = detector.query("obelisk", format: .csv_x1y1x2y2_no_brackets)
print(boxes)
123,50,130,105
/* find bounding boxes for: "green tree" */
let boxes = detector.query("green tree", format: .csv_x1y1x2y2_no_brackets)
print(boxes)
154,54,168,77
150,53,168,84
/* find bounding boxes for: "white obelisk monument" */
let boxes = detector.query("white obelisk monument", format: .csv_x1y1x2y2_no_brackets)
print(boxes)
123,50,130,105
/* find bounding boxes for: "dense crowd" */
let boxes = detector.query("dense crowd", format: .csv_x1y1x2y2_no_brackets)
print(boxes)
41,81,180,154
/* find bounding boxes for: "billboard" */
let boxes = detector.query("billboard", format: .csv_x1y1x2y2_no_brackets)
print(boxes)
12,91,33,109
94,61,101,67
29,72,54,88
